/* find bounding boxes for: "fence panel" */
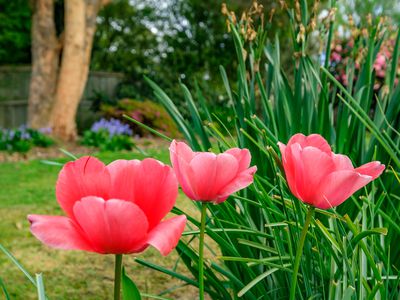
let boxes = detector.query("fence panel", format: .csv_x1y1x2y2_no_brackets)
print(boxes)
0,66,123,129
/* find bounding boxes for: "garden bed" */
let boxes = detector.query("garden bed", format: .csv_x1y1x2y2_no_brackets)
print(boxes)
0,137,170,162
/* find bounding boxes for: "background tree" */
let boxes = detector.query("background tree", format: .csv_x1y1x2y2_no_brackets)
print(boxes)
91,0,292,115
90,0,161,99
28,0,111,141
0,0,31,65
2,0,294,137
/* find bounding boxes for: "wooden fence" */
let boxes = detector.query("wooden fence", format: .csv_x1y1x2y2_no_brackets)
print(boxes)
0,66,124,129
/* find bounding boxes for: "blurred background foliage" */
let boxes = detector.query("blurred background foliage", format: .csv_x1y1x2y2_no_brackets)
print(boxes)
0,0,31,64
0,0,293,113
0,0,397,132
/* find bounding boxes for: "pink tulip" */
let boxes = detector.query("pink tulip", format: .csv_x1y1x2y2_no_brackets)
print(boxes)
278,134,385,209
169,140,257,204
28,156,187,256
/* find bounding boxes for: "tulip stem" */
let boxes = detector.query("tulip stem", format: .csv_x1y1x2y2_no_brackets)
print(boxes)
114,254,123,300
198,202,208,300
289,206,315,300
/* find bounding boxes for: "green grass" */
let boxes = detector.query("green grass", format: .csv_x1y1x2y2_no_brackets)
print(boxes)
0,148,199,300
0,149,170,208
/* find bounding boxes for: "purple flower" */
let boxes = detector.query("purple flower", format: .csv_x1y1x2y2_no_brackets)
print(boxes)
8,130,15,140
21,132,31,140
90,118,133,137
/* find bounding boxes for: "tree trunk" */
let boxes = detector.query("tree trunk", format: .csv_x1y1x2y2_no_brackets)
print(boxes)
29,0,110,141
50,0,87,141
50,0,109,141
28,0,59,129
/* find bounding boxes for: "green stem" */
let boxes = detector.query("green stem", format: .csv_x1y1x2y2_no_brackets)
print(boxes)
289,206,315,300
114,254,123,300
198,202,208,300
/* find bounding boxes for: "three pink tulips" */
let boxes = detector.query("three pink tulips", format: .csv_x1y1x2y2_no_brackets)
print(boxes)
278,134,385,300
28,156,187,300
27,134,384,300
170,140,257,300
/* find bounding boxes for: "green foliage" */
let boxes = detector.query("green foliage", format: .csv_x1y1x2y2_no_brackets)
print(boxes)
88,90,118,112
137,1,400,299
0,0,31,64
81,129,134,152
101,99,180,138
0,127,53,153
92,0,290,117
122,267,141,300
91,0,159,99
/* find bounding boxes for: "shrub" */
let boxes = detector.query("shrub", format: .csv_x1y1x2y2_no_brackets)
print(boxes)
81,118,134,151
101,98,180,138
329,34,399,90
0,126,53,153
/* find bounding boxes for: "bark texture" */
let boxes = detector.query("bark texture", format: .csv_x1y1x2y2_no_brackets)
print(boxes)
28,0,59,129
29,0,110,141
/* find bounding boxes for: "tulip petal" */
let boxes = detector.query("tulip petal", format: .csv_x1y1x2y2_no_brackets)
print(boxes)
284,143,304,199
170,140,195,164
108,158,178,230
174,155,198,199
287,133,331,154
189,153,238,200
278,142,287,162
28,215,93,251
299,146,335,202
316,170,372,209
187,152,217,200
107,159,141,205
355,161,385,180
146,215,187,256
107,159,141,182
56,156,111,217
170,140,197,199
304,134,332,154
225,148,251,172
73,197,149,254
216,166,257,203
279,141,301,198
213,153,240,194
286,133,307,147
332,154,354,171
144,159,179,230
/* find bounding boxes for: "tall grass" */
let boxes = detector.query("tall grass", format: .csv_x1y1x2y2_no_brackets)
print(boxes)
138,1,400,299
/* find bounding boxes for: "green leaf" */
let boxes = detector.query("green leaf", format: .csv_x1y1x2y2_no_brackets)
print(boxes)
35,273,46,300
123,114,172,142
342,286,355,300
122,267,141,300
0,276,10,300
349,227,388,250
58,148,78,160
314,220,342,254
0,244,36,287
237,268,279,297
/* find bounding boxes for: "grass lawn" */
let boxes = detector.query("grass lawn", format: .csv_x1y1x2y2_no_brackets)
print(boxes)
0,148,201,300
